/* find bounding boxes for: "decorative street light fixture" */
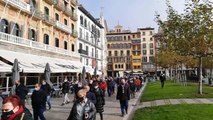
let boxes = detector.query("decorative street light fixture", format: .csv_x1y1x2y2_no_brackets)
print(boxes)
91,25,100,80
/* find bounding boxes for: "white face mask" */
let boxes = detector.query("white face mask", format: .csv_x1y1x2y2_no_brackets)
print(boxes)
89,81,93,84
94,86,98,89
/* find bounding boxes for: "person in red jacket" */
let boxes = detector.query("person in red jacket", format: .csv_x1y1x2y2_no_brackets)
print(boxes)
136,78,141,92
99,79,107,96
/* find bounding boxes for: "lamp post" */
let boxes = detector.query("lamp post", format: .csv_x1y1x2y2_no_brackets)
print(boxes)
91,25,99,80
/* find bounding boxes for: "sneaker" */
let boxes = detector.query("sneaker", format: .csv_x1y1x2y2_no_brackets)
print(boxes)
61,103,65,106
66,101,70,104
49,106,51,110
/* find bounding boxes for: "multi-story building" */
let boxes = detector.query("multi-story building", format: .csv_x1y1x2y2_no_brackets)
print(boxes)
0,0,80,87
140,28,155,73
107,25,155,77
77,5,104,76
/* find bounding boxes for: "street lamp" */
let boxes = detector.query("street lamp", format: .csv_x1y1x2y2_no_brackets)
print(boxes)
91,25,100,80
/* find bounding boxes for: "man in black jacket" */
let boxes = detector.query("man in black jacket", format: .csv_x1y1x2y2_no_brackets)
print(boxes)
15,79,28,106
31,83,47,120
61,78,70,106
41,80,52,110
116,79,131,117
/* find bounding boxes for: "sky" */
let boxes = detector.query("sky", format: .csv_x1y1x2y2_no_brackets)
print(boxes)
78,0,186,32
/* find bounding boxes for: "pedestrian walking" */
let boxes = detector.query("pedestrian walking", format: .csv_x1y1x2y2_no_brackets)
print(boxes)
31,83,47,120
1,95,33,120
160,73,166,88
92,81,105,120
99,79,107,96
106,78,113,97
61,78,71,106
15,79,28,106
67,89,96,120
116,79,131,117
84,86,97,105
41,80,52,110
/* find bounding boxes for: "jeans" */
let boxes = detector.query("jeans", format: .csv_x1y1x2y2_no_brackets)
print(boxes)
47,95,51,109
33,107,46,120
63,93,70,104
119,100,128,115
107,87,112,97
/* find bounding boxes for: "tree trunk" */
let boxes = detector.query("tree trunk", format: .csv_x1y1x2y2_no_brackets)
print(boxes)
198,57,202,94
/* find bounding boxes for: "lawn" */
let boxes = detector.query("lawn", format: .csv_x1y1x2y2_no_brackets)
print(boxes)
133,104,213,120
141,80,213,102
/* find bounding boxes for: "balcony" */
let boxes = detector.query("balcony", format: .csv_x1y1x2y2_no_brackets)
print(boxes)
64,7,71,17
71,12,78,21
70,0,78,6
78,49,88,55
0,31,80,58
5,0,30,12
43,14,55,26
71,30,78,38
55,21,71,34
30,7,43,20
43,0,54,5
53,0,65,11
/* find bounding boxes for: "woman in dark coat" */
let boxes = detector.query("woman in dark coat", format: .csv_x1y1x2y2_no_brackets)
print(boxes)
92,81,105,120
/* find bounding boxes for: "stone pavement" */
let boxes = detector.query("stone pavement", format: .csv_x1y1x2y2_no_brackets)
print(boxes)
138,98,213,109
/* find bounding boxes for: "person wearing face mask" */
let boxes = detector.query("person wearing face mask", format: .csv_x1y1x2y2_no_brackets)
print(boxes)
1,95,33,120
31,83,47,120
91,81,105,120
40,80,52,110
116,79,131,117
15,79,28,106
67,89,96,120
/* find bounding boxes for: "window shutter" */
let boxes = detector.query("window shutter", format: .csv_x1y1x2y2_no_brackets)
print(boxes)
9,22,15,35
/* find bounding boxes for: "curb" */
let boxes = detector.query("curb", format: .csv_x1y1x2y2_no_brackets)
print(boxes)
123,82,148,120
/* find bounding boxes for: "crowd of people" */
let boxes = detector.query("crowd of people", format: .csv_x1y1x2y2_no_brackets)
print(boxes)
1,75,146,120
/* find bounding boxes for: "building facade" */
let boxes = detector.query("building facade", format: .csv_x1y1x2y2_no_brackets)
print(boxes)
77,5,104,76
107,25,155,77
0,0,79,60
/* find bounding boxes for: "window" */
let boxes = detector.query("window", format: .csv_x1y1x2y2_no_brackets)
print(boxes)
86,46,88,53
0,19,9,33
133,35,135,38
64,41,67,49
127,50,130,56
149,56,155,63
86,59,88,65
128,36,130,40
118,64,121,68
71,23,74,33
123,44,127,48
121,64,123,68
43,34,49,44
55,13,59,21
150,31,153,35
86,32,89,40
143,50,147,55
79,28,82,38
107,44,110,49
84,19,87,28
44,7,49,20
55,38,59,47
120,50,123,56
64,18,67,25
80,16,83,25
79,43,82,49
142,32,145,35
13,24,19,36
124,36,126,40
143,38,146,41
143,43,146,48
108,51,111,56
114,51,118,56
92,48,94,57
150,43,154,48
30,29,36,41
150,37,153,41
72,44,75,52
150,49,154,55
142,57,147,63
127,43,131,48
115,64,117,68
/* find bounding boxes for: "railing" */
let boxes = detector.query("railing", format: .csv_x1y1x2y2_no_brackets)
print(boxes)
64,6,71,17
78,49,88,55
70,0,78,6
72,30,78,38
0,32,80,58
6,0,30,12
30,7,43,19
54,0,65,11
43,14,55,25
71,12,78,21
55,21,71,34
